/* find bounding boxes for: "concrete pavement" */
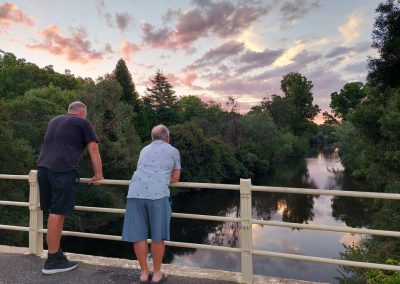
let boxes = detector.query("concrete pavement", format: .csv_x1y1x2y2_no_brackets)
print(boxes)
0,246,326,284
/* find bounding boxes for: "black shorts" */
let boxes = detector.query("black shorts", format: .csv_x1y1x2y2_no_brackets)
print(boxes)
37,167,79,216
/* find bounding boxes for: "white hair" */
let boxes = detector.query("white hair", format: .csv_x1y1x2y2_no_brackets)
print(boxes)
151,124,169,140
68,101,87,112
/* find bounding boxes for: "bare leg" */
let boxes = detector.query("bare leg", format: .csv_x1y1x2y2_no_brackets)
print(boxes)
134,241,150,281
47,214,65,253
151,241,165,282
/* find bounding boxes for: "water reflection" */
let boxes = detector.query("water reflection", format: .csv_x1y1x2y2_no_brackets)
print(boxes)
60,149,372,283
170,150,372,283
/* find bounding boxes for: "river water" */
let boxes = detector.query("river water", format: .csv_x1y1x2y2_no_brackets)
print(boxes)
61,149,372,283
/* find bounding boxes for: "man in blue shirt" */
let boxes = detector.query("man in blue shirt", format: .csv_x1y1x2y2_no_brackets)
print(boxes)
37,101,103,274
122,124,181,283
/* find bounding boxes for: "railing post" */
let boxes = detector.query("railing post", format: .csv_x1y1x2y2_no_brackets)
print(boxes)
240,178,253,284
28,170,43,255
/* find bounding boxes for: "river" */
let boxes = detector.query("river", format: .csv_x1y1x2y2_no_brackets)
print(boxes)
62,148,373,283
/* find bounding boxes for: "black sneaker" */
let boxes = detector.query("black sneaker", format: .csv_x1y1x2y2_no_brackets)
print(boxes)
42,249,78,275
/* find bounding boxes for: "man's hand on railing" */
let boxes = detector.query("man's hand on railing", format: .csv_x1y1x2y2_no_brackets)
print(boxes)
90,174,104,185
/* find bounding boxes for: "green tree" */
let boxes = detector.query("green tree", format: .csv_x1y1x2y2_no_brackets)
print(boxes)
0,100,34,173
176,95,207,121
0,51,87,100
78,78,141,179
367,0,400,89
330,82,366,120
144,70,179,126
322,111,339,126
336,2,400,282
170,123,242,183
6,86,76,156
221,97,242,146
113,58,139,111
259,73,320,135
281,72,320,122
264,95,295,130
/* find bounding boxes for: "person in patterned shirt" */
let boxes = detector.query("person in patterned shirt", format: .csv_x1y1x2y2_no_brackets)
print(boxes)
122,124,181,283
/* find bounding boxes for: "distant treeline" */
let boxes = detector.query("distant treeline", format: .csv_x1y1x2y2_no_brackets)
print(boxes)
0,45,328,247
0,50,327,183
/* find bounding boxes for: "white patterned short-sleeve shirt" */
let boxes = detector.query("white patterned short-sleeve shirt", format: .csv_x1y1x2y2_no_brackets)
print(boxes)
127,140,181,200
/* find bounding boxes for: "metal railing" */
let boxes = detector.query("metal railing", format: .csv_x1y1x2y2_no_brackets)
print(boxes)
1,170,400,283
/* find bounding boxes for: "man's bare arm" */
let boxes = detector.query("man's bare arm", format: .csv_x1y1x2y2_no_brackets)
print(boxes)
87,141,103,184
170,169,181,184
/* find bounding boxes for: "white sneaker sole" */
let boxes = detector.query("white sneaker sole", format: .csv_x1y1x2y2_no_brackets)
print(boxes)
42,263,78,274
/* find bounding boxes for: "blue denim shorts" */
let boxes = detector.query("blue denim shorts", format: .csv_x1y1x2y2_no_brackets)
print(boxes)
122,197,172,243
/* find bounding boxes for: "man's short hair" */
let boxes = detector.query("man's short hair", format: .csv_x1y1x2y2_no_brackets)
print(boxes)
151,124,169,140
68,101,87,112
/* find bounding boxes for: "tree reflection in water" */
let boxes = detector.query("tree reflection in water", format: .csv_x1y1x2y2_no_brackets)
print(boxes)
59,149,375,283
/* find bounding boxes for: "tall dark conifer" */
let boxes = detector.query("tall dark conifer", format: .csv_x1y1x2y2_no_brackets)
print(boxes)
113,58,139,111
144,69,179,125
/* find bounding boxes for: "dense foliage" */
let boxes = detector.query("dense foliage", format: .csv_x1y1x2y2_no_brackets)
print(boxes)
332,1,400,282
0,47,323,248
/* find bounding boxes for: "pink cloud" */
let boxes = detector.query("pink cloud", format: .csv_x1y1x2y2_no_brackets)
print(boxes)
121,40,140,61
141,2,269,50
0,2,34,33
27,25,103,64
180,71,197,86
165,72,180,86
137,63,155,70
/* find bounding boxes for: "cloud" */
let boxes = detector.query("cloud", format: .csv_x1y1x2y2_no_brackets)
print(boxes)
207,70,281,97
338,10,364,44
121,40,140,61
116,12,132,32
343,61,367,74
325,47,352,58
140,22,171,48
162,8,182,24
203,75,282,113
136,63,155,70
307,67,347,110
257,50,323,80
273,37,330,67
279,0,320,29
104,43,114,53
95,0,112,27
26,25,103,64
0,2,34,33
180,71,198,86
325,41,372,59
236,48,285,73
186,40,245,70
96,0,132,32
164,72,180,86
353,41,372,53
141,1,269,50
95,0,105,14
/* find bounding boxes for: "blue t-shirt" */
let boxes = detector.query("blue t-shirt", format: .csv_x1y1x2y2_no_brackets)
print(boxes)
37,114,98,172
127,140,181,200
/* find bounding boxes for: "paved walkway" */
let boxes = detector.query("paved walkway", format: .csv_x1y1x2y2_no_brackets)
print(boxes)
0,246,325,284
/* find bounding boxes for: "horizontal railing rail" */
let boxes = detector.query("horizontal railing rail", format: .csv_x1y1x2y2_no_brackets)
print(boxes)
1,172,400,283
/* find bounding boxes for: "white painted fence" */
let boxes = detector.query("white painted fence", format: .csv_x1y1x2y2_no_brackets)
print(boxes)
1,171,400,283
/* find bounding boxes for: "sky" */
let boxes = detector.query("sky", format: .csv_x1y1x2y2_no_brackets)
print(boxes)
0,0,381,122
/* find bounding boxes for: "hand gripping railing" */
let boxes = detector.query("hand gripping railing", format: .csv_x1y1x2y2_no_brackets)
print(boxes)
1,171,400,284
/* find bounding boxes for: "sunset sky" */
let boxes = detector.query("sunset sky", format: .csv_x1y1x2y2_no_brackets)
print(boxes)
0,0,380,121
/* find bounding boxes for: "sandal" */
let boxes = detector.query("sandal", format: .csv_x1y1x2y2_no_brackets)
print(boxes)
139,272,152,283
150,272,168,283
